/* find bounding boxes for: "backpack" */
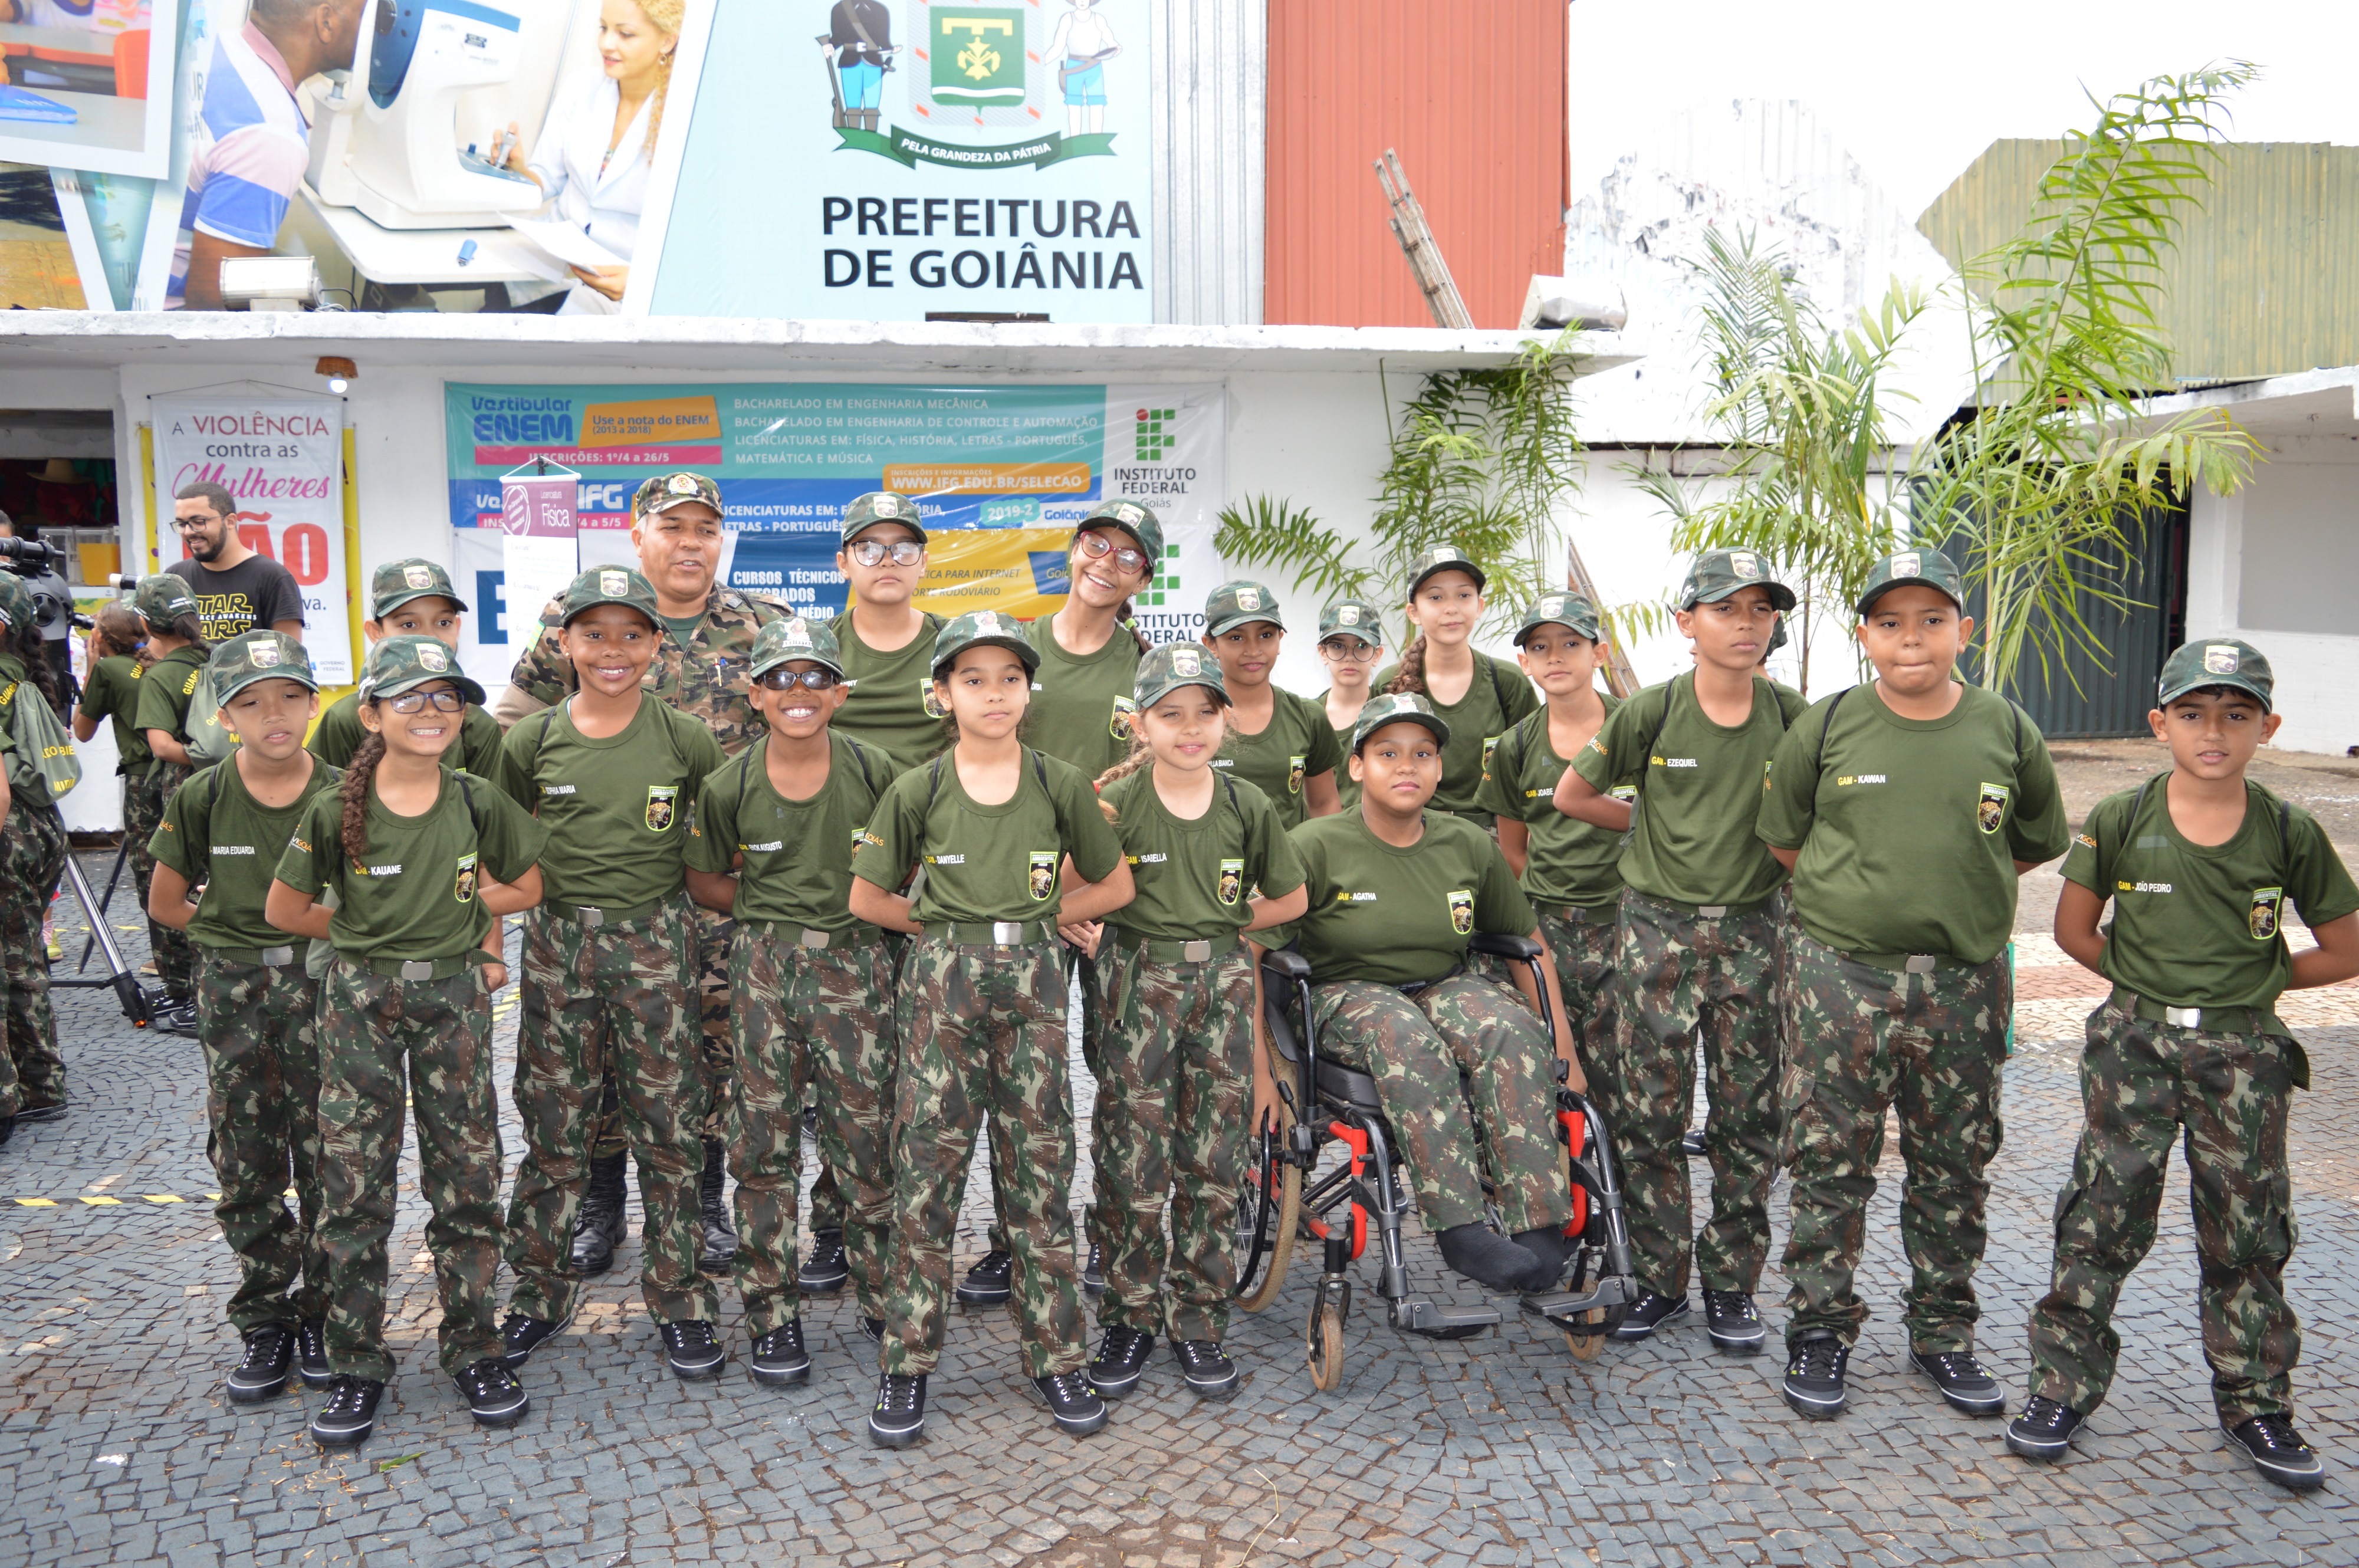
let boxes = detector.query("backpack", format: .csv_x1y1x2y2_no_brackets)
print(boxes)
180,652,239,767
1,675,80,807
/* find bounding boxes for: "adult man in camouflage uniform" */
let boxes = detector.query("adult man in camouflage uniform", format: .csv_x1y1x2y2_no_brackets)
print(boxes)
493,472,787,1274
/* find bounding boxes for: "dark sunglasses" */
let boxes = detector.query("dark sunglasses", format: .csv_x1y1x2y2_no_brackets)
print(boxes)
757,666,840,691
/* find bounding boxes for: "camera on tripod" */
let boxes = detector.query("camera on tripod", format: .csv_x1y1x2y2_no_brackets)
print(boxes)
0,537,85,637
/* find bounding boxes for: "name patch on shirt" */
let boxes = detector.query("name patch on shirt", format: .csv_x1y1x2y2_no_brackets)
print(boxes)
212,844,257,856
1835,774,1887,786
745,840,784,854
2119,880,2173,894
365,863,402,876
1656,757,1697,769
1129,852,1168,864
929,853,966,865
543,784,577,795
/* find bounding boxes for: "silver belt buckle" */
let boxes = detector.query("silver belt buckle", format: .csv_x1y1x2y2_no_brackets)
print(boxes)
2165,1005,2203,1028
991,921,1023,945
578,906,604,928
1904,954,1937,974
260,945,294,966
1181,939,1213,962
799,928,832,949
1698,905,1728,919
399,960,433,981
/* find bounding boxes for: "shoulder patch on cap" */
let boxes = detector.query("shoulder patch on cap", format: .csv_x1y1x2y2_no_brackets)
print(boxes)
1889,552,1920,578
2204,644,2240,675
250,642,281,668
1170,647,1202,678
403,564,433,589
667,474,698,496
418,644,448,672
1729,551,1760,579
600,570,630,597
1336,605,1361,626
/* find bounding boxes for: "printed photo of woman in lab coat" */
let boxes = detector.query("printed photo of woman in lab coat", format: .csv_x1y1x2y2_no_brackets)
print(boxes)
500,0,681,314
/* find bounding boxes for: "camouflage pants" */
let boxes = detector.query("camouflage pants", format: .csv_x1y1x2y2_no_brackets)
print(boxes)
125,767,194,998
2025,1000,2302,1426
505,902,714,1325
1090,943,1254,1344
727,926,899,1332
1534,904,1619,1089
881,936,1086,1378
314,961,504,1381
1604,890,1783,1299
1,803,65,1113
1310,973,1568,1236
1779,928,2009,1352
590,905,735,1159
195,951,327,1332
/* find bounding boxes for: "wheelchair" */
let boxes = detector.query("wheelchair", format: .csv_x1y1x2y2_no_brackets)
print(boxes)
1232,933,1638,1389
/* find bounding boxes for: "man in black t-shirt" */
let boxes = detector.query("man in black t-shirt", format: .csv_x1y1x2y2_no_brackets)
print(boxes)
167,482,305,643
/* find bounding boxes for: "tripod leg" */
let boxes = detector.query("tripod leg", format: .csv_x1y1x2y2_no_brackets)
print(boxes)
60,854,150,1027
75,837,130,974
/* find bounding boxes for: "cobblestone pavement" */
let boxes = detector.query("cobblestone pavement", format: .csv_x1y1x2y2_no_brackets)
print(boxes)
6,821,2359,1567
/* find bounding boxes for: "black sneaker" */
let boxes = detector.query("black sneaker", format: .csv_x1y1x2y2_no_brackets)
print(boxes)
799,1229,849,1293
1681,1129,1707,1159
2226,1414,2326,1491
497,1310,569,1370
453,1359,529,1428
1086,1326,1153,1399
749,1322,811,1388
1083,1241,1105,1297
955,1248,1014,1306
12,1097,64,1124
296,1319,332,1388
2005,1395,2084,1461
308,1376,384,1447
1031,1369,1109,1435
1171,1339,1240,1402
225,1322,296,1403
868,1372,926,1448
153,1002,199,1038
1703,1290,1765,1354
661,1319,726,1380
1608,1291,1691,1342
0,1112,14,1148
1782,1333,1849,1420
1910,1347,2006,1416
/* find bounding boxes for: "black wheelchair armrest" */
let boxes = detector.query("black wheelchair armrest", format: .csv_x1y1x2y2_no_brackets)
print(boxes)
1261,949,1313,983
1466,932,1542,964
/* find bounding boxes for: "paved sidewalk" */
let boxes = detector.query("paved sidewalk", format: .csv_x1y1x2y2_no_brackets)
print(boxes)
3,854,2357,1567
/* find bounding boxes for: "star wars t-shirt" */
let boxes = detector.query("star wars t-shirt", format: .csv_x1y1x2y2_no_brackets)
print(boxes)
686,732,889,933
829,609,947,778
1214,686,1344,832
167,554,304,644
1287,809,1534,988
1021,615,1143,779
852,747,1124,926
1099,768,1306,942
498,695,726,909
153,753,341,949
1475,695,1629,911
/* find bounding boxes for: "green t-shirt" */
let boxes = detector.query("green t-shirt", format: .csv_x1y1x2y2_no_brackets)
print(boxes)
1329,712,1362,814
498,696,728,909
80,654,151,775
1213,686,1344,831
829,609,947,778
1099,769,1307,942
852,747,1125,926
152,753,343,949
275,768,547,964
1367,652,1540,826
1476,694,1631,911
685,732,889,933
309,689,504,778
1021,614,1143,778
1287,809,1536,987
133,644,210,766
2062,773,2359,1015
1572,670,1803,909
1757,683,2069,963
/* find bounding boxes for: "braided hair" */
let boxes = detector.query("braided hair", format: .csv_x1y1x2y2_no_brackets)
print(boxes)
339,729,386,861
1092,734,1154,822
1385,633,1430,696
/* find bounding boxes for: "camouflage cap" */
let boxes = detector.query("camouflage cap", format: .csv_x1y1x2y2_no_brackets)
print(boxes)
632,471,723,520
751,614,845,679
2157,637,2274,714
1513,591,1602,645
1134,641,1230,710
132,573,199,626
1318,597,1387,647
1855,546,1965,616
1203,579,1285,638
1349,691,1451,755
931,608,1040,678
359,634,487,706
558,565,662,628
370,557,469,620
1678,547,1796,612
1407,543,1486,597
0,574,33,634
209,629,318,701
1076,498,1164,563
840,491,926,544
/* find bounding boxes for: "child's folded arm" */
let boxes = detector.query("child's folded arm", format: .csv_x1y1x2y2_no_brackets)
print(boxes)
2290,910,2359,991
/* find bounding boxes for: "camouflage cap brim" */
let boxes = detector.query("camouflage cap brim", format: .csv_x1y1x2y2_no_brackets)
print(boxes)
931,633,1039,679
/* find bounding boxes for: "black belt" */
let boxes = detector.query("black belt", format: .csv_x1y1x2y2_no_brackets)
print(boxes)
343,953,486,982
1109,928,1240,965
2112,987,2281,1037
925,920,1054,948
203,943,301,968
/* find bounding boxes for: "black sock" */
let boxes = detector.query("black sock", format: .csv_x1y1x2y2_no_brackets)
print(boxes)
1435,1223,1544,1294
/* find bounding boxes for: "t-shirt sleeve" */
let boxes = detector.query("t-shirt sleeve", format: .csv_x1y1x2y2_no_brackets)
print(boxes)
1497,659,1541,729
850,771,921,888
1569,692,1645,794
1057,767,1126,884
273,794,336,896
2058,796,2118,895
134,659,189,737
1245,789,1306,900
462,707,505,779
2005,722,2072,864
258,564,304,629
191,123,304,250
151,769,205,880
507,603,575,708
1754,713,1822,850
496,714,542,813
1303,699,1343,779
1472,836,1537,934
681,723,728,809
1474,721,1523,821
685,763,737,877
79,665,117,724
474,786,550,885
2287,810,2359,931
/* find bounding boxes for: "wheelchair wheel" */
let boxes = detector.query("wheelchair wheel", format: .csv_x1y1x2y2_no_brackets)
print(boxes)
1234,1124,1300,1313
1559,1313,1608,1362
1307,1300,1346,1391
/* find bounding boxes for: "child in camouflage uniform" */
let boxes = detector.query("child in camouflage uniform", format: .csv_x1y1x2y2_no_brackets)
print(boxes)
684,615,895,1387
267,637,548,1448
1316,597,1386,816
310,560,504,778
1755,550,2066,1421
494,568,728,1383
128,573,211,1032
0,573,69,1129
1081,643,1307,1402
849,611,1136,1448
147,632,341,1405
1198,579,1343,828
1372,546,1540,830
2010,638,2359,1491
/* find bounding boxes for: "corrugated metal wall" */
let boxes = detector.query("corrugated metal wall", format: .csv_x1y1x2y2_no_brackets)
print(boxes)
1919,142,2359,382
1149,0,1268,326
1263,0,1568,329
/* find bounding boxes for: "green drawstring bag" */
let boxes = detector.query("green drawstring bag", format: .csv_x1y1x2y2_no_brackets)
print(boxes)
1,678,81,807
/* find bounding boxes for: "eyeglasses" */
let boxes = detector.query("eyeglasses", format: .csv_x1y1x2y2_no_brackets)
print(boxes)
383,688,465,714
847,538,925,567
172,515,222,531
757,666,840,691
1075,530,1149,574
1319,640,1379,663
